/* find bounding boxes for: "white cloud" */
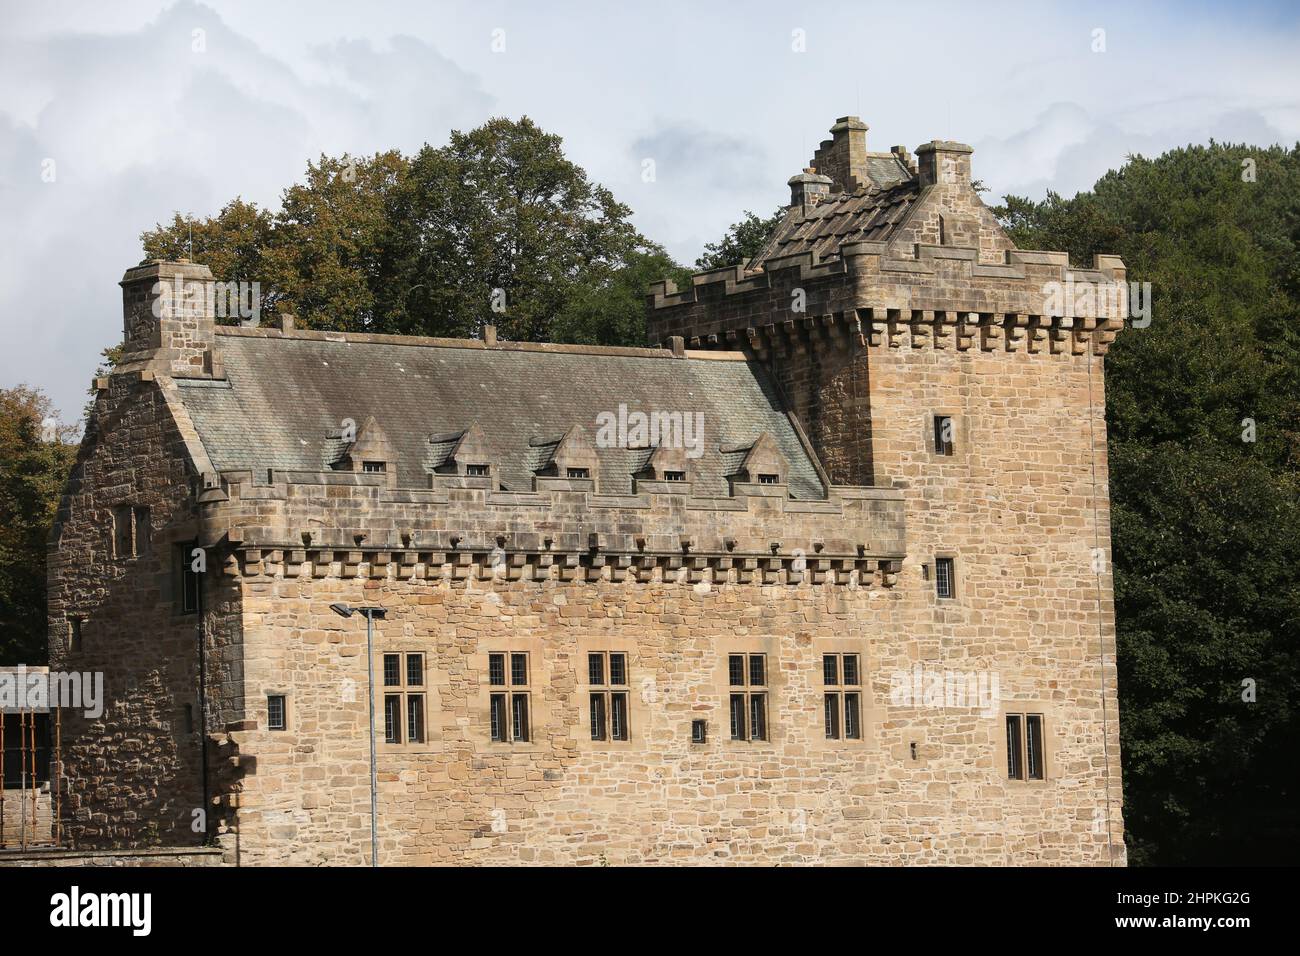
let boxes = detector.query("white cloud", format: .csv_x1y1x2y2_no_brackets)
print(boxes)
1,0,1298,423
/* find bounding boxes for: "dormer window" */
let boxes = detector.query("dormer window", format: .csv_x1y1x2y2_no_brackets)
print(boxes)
663,471,686,482
757,474,780,485
466,464,489,477
567,467,590,479
362,461,386,473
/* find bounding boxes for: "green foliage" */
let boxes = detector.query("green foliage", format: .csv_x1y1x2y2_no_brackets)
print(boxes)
694,207,786,271
0,387,78,665
995,142,1300,864
141,119,666,346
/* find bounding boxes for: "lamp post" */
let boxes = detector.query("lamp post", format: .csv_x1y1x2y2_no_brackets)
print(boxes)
329,602,386,867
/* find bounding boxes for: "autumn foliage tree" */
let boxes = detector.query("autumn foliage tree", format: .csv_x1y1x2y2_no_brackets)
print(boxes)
142,118,682,346
0,387,78,665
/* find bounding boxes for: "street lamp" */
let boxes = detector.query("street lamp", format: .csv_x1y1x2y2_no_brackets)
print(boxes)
329,601,387,867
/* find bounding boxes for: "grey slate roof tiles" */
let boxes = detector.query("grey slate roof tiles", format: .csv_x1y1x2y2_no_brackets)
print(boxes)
174,333,827,500
748,179,919,271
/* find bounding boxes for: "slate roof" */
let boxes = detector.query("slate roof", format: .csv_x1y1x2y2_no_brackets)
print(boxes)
173,331,827,500
748,179,919,272
859,153,913,188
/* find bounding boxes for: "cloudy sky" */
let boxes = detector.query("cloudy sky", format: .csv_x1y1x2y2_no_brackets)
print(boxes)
2,0,1298,424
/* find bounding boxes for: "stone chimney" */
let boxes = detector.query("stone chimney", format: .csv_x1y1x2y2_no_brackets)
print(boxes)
916,141,974,189
788,168,833,208
811,116,869,193
118,259,219,378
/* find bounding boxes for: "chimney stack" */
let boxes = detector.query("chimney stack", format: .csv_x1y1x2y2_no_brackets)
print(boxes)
811,116,870,193
788,168,833,208
916,140,974,189
118,259,218,379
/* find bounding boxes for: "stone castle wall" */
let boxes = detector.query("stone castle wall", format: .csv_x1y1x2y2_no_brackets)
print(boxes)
221,564,1118,865
45,374,241,850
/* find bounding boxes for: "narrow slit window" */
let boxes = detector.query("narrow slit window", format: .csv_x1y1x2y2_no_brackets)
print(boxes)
490,694,507,742
267,695,286,731
691,719,707,744
934,415,955,456
844,692,861,740
823,694,839,739
113,504,133,558
384,694,402,744
133,506,151,556
935,557,955,600
729,693,746,741
407,695,425,744
511,694,530,742
179,543,200,614
749,695,767,741
1026,714,1045,780
610,693,629,741
1006,714,1024,780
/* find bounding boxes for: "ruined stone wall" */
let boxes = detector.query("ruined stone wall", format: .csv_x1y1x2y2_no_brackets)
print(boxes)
222,560,1118,865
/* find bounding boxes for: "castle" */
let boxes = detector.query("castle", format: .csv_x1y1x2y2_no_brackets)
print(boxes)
44,117,1127,865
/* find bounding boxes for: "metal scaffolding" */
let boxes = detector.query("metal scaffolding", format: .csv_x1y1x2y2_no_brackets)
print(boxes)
1,669,62,850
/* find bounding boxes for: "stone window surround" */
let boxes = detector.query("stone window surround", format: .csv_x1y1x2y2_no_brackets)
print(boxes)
266,692,288,732
995,700,1056,785
476,640,548,753
572,639,645,751
254,687,291,733
930,552,961,603
717,641,779,747
375,644,443,754
810,640,874,751
924,409,965,460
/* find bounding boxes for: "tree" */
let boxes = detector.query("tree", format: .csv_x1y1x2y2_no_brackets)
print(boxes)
694,207,785,271
0,387,78,665
993,142,1300,865
140,119,666,345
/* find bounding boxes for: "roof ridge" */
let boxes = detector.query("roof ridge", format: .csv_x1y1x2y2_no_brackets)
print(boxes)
213,325,750,362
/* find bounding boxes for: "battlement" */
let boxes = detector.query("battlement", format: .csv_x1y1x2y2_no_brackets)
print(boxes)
649,242,1128,357
191,464,908,588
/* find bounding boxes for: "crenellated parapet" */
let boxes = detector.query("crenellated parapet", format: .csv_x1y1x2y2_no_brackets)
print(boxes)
648,242,1129,357
647,240,1128,356
196,466,906,588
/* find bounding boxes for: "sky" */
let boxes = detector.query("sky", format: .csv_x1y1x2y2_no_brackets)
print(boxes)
2,0,1299,425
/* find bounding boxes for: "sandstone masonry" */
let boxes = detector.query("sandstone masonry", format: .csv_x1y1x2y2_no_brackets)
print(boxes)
44,117,1126,865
